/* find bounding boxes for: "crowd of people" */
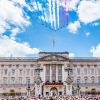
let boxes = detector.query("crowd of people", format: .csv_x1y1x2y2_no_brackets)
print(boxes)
0,95,100,100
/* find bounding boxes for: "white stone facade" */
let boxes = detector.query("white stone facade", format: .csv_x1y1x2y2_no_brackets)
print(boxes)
0,52,100,96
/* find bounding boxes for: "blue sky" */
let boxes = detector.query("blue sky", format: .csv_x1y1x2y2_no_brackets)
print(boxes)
0,0,100,57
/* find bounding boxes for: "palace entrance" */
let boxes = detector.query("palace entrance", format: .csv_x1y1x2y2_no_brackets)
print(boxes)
9,89,15,96
91,89,96,95
50,87,58,96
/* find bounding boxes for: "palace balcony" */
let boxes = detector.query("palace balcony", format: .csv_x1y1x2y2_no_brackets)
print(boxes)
44,81,63,85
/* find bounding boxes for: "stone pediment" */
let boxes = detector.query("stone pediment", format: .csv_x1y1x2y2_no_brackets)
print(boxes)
38,55,68,61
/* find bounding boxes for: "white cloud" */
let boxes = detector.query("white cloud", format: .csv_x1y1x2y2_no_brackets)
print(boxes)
59,0,80,11
77,0,100,24
69,0,80,11
67,21,80,33
92,22,100,26
32,1,38,11
0,20,10,34
12,0,31,9
0,36,40,57
85,32,91,37
32,1,43,11
0,0,31,36
90,43,100,57
10,28,20,40
0,0,41,57
69,53,75,57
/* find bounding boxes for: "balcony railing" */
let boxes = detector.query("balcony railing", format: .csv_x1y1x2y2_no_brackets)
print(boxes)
70,57,100,61
0,57,38,61
73,82,100,85
0,84,34,86
45,82,63,85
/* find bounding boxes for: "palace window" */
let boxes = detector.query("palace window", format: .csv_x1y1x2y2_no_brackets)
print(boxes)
16,64,19,67
77,78,80,84
52,64,56,82
34,70,37,76
19,69,23,75
19,77,22,84
1,69,3,75
45,64,50,82
59,92,62,96
23,64,26,68
58,65,62,82
26,78,30,88
84,77,88,84
91,68,94,75
4,69,7,75
12,69,15,75
80,64,84,67
91,76,95,84
26,69,30,75
98,77,100,84
94,64,97,67
87,64,90,67
1,64,4,67
8,64,12,68
77,68,80,75
84,68,87,75
3,77,7,84
95,69,98,75
46,92,49,96
30,64,34,67
73,64,77,67
31,69,34,76
98,69,100,75
11,77,15,84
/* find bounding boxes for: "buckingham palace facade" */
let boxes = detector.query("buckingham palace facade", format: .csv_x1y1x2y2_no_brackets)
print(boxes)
0,51,100,96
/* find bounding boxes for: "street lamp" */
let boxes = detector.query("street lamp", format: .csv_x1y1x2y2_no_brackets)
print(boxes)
26,79,30,97
77,80,80,96
35,64,43,77
34,64,43,97
64,64,73,96
65,64,73,85
19,80,22,96
65,64,72,75
32,83,35,96
35,64,43,85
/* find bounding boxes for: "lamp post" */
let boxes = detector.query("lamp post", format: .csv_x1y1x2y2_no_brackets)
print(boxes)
26,79,30,97
19,80,21,96
65,64,73,96
77,80,80,96
34,64,43,97
65,64,73,85
32,83,35,96
35,64,43,78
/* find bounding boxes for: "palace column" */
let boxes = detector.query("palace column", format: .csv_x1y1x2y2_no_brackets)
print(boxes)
56,64,58,82
50,64,52,82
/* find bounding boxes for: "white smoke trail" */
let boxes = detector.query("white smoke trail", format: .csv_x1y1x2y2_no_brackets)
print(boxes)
48,0,53,28
56,0,59,29
52,0,56,30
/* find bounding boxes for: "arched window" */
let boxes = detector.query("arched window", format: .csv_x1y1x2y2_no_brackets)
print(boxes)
84,76,88,84
91,76,95,84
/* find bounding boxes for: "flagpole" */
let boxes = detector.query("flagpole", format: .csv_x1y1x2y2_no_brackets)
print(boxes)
52,30,56,48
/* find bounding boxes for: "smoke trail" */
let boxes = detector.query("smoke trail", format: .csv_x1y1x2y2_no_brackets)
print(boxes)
52,0,56,30
56,0,59,29
41,1,47,26
48,0,53,28
64,0,69,26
